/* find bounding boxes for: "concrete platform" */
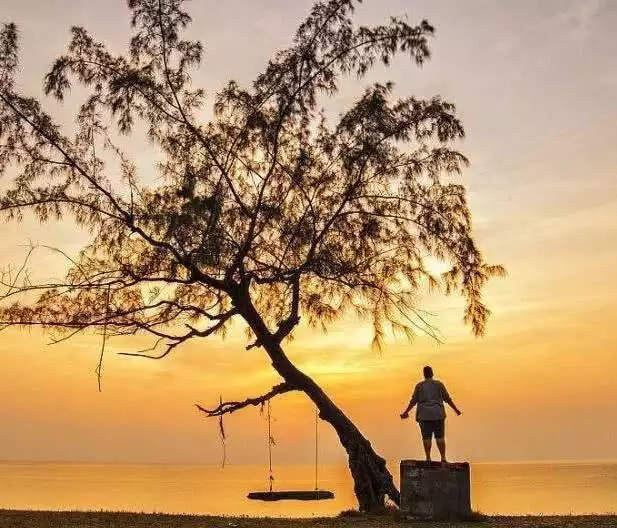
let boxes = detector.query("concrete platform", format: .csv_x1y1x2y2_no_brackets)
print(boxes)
400,459,471,520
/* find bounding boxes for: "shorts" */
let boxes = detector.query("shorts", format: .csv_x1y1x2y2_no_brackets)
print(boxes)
418,420,445,440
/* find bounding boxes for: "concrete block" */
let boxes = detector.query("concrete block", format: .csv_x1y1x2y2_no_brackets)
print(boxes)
400,460,471,520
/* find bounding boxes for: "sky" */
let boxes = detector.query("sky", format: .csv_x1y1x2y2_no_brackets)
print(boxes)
0,0,616,467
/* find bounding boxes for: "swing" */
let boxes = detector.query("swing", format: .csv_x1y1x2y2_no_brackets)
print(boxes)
247,400,335,502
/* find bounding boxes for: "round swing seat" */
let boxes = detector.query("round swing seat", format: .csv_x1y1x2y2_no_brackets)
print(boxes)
247,490,335,501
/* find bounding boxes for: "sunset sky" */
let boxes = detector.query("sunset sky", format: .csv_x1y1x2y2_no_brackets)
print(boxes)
1,0,616,468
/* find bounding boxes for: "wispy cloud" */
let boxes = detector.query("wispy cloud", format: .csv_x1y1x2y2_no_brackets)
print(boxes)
493,0,608,69
551,0,605,40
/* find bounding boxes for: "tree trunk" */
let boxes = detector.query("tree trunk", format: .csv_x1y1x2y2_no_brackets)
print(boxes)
240,300,400,512
268,340,400,511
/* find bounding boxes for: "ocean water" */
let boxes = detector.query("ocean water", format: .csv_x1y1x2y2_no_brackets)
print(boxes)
0,461,616,517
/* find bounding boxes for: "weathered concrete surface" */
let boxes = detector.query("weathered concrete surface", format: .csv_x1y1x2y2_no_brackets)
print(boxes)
400,460,471,520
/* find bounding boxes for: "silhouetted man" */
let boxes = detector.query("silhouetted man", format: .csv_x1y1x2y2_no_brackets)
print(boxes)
400,366,461,463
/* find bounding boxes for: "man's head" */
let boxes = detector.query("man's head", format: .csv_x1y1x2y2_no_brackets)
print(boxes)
423,365,434,379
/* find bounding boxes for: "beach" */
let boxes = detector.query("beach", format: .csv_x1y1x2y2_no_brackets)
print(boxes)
2,511,617,528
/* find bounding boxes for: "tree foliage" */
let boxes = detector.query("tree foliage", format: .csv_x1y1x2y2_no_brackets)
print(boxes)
0,0,503,372
1,0,506,511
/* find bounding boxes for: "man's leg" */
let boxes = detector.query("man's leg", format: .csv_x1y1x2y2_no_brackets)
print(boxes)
419,422,432,461
423,438,432,462
435,420,447,463
436,438,447,463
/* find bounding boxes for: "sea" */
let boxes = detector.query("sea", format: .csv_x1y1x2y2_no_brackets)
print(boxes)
0,461,616,517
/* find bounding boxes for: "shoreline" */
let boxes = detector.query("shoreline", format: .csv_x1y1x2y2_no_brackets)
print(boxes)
2,510,617,528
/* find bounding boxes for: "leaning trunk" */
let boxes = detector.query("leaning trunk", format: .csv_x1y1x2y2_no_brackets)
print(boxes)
241,303,400,512
269,339,399,511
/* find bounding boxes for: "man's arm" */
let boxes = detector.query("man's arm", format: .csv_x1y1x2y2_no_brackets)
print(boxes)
441,383,462,416
400,385,419,419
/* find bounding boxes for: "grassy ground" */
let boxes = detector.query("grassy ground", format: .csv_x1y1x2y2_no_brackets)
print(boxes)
1,511,616,528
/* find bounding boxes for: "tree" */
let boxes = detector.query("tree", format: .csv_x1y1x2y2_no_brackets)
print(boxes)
0,0,504,512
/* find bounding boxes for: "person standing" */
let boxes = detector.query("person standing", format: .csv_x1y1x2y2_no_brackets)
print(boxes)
400,366,461,463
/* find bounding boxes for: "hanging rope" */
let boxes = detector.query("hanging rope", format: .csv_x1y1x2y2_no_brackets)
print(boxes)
267,400,275,492
247,400,335,501
95,284,111,392
218,395,227,468
314,405,319,491
262,401,322,493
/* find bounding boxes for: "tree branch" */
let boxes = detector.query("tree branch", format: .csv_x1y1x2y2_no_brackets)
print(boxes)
273,275,301,343
118,308,237,360
195,382,295,417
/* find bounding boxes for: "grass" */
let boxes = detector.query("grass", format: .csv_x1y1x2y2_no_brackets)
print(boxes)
1,510,616,528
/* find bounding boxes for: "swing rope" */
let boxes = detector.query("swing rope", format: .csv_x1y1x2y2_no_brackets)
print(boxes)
248,400,333,501
265,401,321,492
267,400,274,492
314,406,319,491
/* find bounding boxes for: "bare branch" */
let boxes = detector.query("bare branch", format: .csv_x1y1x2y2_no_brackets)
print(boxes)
195,382,295,417
118,309,237,360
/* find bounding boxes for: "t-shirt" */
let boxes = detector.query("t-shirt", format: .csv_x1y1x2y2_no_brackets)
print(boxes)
410,378,453,422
